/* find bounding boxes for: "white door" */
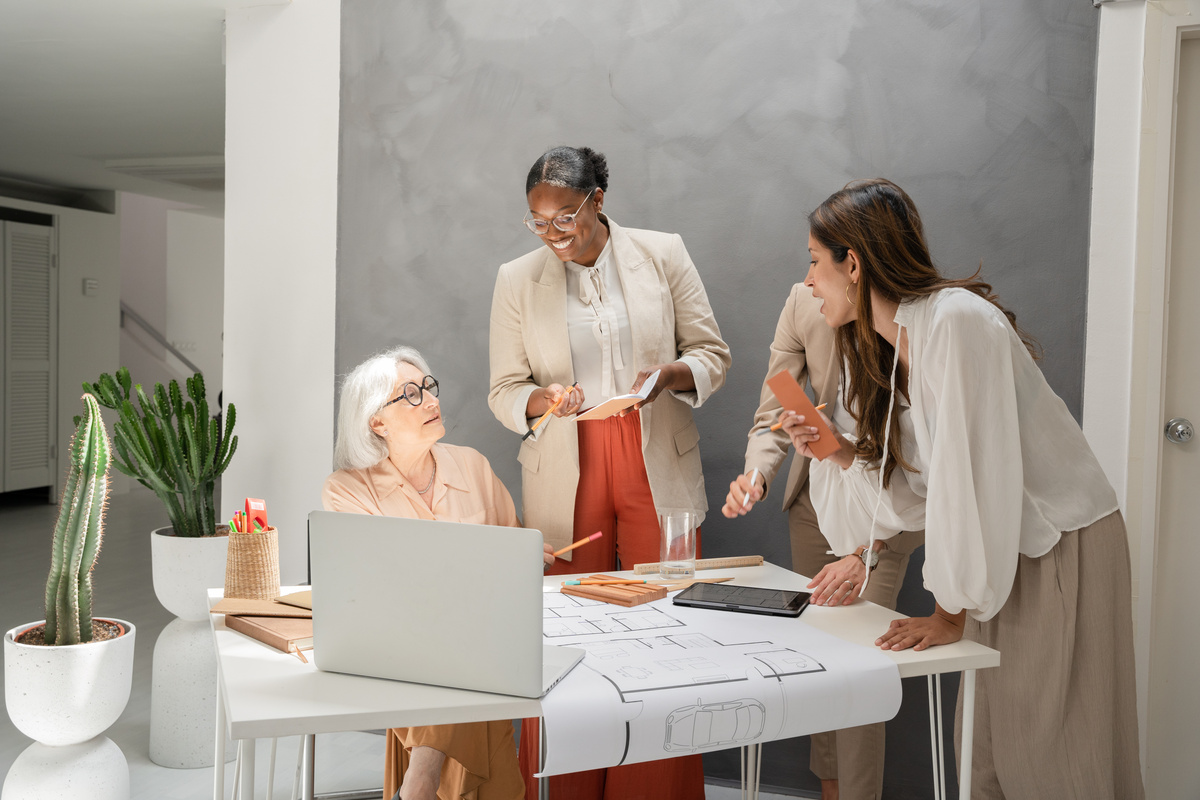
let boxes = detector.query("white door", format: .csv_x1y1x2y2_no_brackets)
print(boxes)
1147,35,1200,799
1,220,57,492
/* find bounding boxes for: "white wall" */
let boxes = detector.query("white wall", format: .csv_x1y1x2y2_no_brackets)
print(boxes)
166,208,224,401
0,195,121,499
223,0,340,583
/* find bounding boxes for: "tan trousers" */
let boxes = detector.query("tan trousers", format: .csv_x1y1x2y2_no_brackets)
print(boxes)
789,488,924,800
955,511,1145,799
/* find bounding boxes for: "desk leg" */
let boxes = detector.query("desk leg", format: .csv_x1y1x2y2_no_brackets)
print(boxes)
299,734,316,800
959,669,976,800
214,686,226,800
240,738,256,800
926,674,944,800
538,718,548,800
740,742,761,800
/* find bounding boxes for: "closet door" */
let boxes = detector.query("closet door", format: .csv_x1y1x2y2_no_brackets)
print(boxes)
2,221,57,492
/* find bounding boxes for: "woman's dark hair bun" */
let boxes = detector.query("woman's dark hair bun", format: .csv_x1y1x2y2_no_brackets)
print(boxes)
578,147,609,192
525,146,609,194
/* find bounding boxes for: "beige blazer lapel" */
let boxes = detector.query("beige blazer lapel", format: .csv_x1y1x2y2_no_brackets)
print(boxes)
608,219,663,375
531,249,575,384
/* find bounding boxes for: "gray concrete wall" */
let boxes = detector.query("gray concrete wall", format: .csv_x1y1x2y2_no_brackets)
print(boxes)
337,1,1097,792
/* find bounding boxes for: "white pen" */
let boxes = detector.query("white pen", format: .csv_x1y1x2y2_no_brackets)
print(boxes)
743,468,760,510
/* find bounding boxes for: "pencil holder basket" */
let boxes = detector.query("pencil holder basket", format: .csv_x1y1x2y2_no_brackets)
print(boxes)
224,526,280,600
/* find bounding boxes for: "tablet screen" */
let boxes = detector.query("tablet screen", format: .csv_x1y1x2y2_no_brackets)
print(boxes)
672,583,810,617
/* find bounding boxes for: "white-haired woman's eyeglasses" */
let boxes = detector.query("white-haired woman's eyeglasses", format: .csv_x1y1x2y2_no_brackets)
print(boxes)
380,375,439,409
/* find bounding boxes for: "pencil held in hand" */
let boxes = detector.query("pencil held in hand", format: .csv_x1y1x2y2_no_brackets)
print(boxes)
755,403,827,436
552,530,603,558
742,467,760,510
522,383,578,441
523,395,564,441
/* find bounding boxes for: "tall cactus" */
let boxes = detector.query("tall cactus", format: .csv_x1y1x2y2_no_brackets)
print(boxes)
45,394,112,646
84,368,237,538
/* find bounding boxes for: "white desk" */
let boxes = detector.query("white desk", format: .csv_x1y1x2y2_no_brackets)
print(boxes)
210,563,998,799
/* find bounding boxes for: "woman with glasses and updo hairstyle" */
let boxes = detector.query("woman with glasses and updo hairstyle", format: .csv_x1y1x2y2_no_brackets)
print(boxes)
780,179,1143,798
489,146,730,799
324,345,553,800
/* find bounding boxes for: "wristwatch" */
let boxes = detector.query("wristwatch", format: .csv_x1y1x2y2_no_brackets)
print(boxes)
855,545,880,572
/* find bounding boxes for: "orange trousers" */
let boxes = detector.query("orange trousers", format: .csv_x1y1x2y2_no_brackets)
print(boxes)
518,412,705,800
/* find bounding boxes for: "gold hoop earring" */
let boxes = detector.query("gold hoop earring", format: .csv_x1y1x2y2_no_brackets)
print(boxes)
845,282,856,306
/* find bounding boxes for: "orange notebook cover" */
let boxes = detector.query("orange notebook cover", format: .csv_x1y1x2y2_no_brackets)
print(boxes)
765,370,841,460
225,614,313,653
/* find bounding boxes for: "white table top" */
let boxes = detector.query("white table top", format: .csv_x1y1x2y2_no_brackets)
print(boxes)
209,562,998,740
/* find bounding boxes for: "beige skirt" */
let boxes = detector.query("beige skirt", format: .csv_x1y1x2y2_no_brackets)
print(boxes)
955,510,1144,799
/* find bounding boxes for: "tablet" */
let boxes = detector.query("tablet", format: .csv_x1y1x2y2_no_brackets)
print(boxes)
672,582,811,617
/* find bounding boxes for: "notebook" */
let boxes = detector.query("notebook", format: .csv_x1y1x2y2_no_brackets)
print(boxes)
307,510,584,698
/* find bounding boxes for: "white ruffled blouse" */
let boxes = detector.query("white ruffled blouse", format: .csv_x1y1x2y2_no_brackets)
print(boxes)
810,289,1118,621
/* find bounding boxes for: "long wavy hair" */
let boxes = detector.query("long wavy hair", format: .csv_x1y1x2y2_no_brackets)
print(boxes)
808,179,1039,486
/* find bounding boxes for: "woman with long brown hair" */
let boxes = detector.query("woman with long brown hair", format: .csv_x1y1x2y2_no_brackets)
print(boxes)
782,179,1143,798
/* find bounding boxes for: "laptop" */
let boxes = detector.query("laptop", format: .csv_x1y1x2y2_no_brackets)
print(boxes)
308,510,584,698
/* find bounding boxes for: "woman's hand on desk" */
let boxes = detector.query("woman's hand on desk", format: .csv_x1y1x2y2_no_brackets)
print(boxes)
720,471,764,518
875,605,965,652
808,556,868,606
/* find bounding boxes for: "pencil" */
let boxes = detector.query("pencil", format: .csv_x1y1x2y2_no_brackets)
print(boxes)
552,530,603,558
742,467,760,510
522,383,578,441
562,578,647,586
754,403,827,436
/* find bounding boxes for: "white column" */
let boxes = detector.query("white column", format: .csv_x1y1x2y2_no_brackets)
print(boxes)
1082,1,1145,509
223,0,341,583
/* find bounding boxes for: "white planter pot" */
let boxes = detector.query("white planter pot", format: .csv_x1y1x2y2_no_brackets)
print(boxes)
2,736,129,800
149,618,233,768
150,526,229,621
3,619,136,747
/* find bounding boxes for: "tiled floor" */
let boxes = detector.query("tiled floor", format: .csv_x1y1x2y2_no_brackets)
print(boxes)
0,487,799,799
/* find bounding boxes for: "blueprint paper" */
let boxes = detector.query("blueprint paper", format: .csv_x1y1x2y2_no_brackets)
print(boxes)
537,591,901,776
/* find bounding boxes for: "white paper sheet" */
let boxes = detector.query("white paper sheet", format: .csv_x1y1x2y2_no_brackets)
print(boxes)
574,369,660,421
537,591,901,776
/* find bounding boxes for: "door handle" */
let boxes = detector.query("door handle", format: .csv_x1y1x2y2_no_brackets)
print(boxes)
1165,418,1194,445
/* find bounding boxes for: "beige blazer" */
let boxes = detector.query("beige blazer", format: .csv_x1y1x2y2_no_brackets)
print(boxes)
488,217,731,555
742,283,840,511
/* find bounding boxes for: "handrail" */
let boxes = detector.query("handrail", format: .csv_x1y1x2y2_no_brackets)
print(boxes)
119,301,203,376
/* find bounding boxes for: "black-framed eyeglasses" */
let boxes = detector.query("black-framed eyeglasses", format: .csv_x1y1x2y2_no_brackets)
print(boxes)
381,375,439,409
523,188,596,235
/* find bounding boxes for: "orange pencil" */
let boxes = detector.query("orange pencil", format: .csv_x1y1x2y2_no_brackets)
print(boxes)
755,403,826,436
522,383,578,441
552,530,603,558
562,578,647,586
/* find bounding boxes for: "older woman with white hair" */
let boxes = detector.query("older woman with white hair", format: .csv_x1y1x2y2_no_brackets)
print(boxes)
323,345,550,800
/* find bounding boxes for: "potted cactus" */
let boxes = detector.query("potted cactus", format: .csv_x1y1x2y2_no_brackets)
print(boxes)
85,367,237,621
3,394,135,800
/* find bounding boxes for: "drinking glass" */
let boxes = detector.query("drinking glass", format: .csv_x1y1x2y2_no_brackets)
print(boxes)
658,510,696,580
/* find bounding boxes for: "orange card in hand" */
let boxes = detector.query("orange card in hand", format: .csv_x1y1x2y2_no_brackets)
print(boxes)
765,371,841,460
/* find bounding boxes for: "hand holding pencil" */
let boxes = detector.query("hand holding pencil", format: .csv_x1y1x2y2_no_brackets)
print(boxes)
523,382,582,440
721,469,764,518
721,404,828,519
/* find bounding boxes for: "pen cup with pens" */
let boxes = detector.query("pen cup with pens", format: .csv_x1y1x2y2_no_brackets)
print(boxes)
658,510,696,580
224,497,280,601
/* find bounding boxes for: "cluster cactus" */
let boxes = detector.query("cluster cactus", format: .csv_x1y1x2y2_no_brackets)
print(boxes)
84,367,237,538
44,394,111,646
